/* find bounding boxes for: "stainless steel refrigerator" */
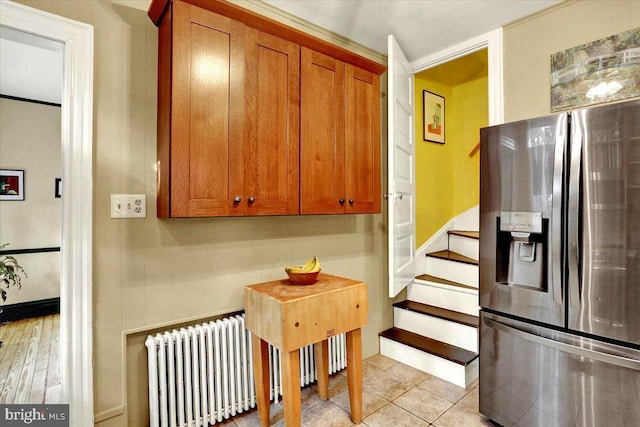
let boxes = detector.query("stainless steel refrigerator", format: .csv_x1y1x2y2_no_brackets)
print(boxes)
479,99,640,427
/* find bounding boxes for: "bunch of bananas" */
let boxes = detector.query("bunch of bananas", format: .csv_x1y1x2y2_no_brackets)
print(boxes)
285,256,321,274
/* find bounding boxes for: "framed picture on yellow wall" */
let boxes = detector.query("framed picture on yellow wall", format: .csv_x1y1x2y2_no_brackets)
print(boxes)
423,90,445,144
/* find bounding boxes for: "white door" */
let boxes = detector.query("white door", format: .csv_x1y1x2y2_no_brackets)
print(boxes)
388,35,415,297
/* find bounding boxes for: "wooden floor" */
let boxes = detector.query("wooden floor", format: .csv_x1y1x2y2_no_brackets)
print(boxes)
0,314,60,404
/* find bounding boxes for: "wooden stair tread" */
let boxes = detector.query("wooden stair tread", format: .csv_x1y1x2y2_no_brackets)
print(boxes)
393,300,479,328
414,274,477,291
426,250,478,265
379,327,478,366
448,230,479,239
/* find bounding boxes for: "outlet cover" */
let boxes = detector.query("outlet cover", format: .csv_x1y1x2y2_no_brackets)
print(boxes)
110,194,146,218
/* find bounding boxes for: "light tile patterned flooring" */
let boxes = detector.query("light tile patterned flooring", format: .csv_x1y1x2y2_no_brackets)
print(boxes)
223,354,493,427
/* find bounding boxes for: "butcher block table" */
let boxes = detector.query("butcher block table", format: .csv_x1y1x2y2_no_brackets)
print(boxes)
244,273,368,427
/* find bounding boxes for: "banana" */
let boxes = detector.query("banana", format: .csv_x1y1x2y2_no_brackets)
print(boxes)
301,256,317,270
306,257,320,273
285,256,321,274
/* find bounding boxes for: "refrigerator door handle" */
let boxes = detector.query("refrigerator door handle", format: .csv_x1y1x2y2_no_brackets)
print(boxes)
551,114,567,305
568,112,583,308
484,317,640,371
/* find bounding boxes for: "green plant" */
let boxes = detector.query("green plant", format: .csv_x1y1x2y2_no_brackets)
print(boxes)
0,243,27,302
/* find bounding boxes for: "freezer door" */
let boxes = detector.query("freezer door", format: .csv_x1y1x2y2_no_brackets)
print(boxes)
568,99,640,345
480,312,640,427
480,113,566,326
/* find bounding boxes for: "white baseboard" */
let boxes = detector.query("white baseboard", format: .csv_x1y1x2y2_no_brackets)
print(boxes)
453,205,479,232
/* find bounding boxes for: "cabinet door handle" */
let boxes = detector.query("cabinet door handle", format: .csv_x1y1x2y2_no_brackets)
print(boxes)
349,199,354,205
339,198,345,204
233,196,241,203
248,196,255,203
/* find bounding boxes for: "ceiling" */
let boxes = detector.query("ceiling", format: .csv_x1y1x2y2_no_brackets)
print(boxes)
0,26,62,104
0,0,561,104
417,49,488,86
263,0,561,63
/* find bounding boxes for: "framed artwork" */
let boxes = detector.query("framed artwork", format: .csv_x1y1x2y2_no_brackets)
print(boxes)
551,27,640,112
0,169,25,201
423,90,445,144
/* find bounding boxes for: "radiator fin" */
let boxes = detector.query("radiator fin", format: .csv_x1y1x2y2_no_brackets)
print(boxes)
145,313,347,427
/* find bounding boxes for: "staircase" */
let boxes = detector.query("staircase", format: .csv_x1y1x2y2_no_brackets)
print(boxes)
380,230,480,388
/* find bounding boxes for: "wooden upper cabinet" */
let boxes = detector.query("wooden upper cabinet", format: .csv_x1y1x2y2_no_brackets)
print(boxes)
157,1,298,217
151,0,383,217
244,28,300,216
300,48,381,214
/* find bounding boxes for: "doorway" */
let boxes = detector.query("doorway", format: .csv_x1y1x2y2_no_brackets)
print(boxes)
0,26,63,404
0,1,94,425
414,49,488,256
388,29,504,296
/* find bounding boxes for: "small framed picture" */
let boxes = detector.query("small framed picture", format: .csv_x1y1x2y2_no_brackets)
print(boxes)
55,178,62,198
0,169,25,201
423,90,445,144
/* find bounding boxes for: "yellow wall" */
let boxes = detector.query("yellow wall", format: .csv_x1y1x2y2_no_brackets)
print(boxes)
503,0,640,121
451,77,487,214
14,1,392,425
414,78,453,247
414,72,487,248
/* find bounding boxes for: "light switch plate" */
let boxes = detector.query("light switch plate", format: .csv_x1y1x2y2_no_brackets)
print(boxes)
110,194,146,218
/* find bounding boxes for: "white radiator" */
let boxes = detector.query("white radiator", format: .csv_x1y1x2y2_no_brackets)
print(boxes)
145,313,347,427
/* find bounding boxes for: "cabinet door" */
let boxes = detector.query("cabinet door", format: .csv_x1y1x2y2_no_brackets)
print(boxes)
300,47,346,214
170,2,244,217
244,28,299,215
345,64,381,213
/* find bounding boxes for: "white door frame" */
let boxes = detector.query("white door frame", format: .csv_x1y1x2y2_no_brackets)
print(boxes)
0,1,94,425
410,28,504,126
388,29,503,282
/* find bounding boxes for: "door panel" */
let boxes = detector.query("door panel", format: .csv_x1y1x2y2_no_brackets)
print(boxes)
387,35,414,297
300,47,345,214
345,64,380,213
171,2,244,216
568,99,640,345
244,28,299,215
479,113,566,326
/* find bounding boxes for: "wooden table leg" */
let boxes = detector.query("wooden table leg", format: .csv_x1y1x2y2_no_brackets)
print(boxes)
346,328,363,424
251,335,270,427
281,348,302,427
314,340,329,400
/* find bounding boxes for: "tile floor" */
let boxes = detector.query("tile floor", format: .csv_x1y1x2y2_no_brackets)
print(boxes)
223,354,493,427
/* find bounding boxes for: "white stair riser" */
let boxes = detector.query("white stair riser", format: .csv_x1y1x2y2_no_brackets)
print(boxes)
448,235,478,261
426,257,478,287
380,337,478,389
393,308,478,352
408,281,479,316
